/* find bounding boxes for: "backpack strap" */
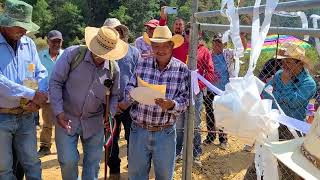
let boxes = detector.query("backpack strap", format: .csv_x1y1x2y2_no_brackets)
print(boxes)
70,45,88,72
108,60,116,81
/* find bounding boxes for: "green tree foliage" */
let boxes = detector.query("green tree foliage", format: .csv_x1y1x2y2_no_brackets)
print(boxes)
110,0,160,40
32,0,53,37
52,2,84,47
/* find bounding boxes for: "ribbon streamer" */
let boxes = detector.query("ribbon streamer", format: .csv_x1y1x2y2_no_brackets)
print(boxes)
310,14,320,57
247,0,279,75
192,71,311,134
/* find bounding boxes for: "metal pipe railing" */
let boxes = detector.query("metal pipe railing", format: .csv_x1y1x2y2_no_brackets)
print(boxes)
195,0,320,18
199,23,320,37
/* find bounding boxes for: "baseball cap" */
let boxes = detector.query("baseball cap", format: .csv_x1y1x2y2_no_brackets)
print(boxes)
144,19,159,28
47,30,63,40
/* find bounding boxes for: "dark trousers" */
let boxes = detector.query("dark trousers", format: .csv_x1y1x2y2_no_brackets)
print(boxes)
203,91,227,143
107,107,132,174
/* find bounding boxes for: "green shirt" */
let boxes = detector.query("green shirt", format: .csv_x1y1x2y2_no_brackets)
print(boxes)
39,48,64,85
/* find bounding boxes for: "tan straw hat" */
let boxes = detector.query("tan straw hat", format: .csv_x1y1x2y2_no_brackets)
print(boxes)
266,109,320,180
143,25,184,49
276,42,310,65
85,26,128,60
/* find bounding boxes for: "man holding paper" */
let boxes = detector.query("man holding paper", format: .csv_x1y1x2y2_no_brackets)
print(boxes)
124,25,189,180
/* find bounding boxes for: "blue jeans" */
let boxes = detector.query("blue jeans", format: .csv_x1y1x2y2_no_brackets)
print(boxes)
55,124,104,180
176,92,203,157
0,113,41,180
128,123,176,180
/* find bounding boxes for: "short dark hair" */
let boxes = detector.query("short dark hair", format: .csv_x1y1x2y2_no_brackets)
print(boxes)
174,17,185,24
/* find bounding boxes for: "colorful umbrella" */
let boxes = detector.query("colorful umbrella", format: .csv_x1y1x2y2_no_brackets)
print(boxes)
247,34,312,52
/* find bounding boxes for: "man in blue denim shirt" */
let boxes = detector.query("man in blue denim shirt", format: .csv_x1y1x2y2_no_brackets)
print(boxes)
0,0,48,179
203,35,229,148
103,18,140,180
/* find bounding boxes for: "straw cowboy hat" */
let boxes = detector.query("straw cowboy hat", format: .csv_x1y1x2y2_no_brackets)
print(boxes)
276,42,310,65
103,18,129,42
0,0,39,32
266,109,320,180
143,25,184,49
85,26,128,60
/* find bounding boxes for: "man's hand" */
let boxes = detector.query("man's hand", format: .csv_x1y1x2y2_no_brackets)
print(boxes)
23,102,40,112
155,98,175,110
160,6,168,20
57,113,71,132
32,91,48,106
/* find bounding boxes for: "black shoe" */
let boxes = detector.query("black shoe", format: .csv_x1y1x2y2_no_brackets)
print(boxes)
203,138,214,145
38,147,51,157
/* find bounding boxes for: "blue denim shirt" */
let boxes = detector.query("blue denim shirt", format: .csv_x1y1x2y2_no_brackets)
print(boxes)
117,45,139,102
262,69,316,121
211,54,229,91
39,48,64,89
49,45,120,138
0,33,48,108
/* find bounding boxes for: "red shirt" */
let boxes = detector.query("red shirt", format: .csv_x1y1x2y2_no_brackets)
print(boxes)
197,43,216,90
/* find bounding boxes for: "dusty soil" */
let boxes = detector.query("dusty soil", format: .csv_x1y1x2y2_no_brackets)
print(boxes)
38,111,254,180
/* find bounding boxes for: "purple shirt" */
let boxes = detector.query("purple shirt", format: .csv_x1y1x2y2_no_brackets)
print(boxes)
134,36,152,57
49,45,119,138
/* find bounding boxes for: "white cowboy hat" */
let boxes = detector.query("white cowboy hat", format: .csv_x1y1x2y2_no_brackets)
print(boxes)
143,25,184,49
85,26,128,60
266,109,320,180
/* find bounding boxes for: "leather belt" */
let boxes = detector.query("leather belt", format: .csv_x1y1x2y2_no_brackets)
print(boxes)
134,122,173,132
0,107,26,115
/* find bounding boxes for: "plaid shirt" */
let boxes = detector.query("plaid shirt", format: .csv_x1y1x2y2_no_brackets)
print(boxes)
125,57,190,126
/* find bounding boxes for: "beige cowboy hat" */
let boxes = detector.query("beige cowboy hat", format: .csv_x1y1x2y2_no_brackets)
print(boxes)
265,109,320,180
143,25,184,49
85,26,128,60
276,42,310,65
103,18,129,42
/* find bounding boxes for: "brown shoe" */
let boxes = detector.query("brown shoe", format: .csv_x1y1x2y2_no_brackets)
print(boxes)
109,173,120,180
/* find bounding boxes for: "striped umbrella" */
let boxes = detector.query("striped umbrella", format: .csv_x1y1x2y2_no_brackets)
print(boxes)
247,34,312,52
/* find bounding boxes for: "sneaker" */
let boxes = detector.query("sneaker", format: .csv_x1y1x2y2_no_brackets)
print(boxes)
243,144,254,152
219,142,228,150
203,138,214,145
109,173,120,180
176,154,183,163
38,147,51,157
193,157,202,167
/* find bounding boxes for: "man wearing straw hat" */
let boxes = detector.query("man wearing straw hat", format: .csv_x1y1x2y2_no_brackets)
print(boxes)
0,0,48,179
124,25,189,180
49,26,128,179
135,19,159,59
103,18,140,180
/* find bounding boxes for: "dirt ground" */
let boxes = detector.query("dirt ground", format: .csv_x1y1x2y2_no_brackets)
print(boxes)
38,112,254,180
